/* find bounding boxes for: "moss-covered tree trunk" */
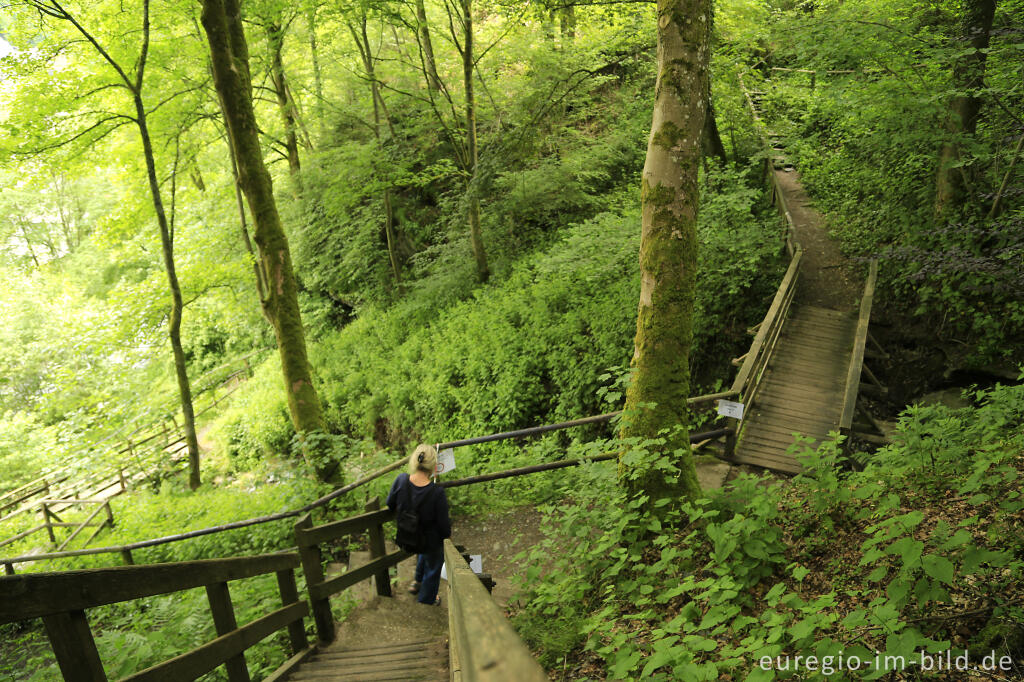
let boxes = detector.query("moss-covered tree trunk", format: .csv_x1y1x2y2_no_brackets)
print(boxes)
618,0,709,506
201,0,333,482
462,0,489,283
935,0,997,217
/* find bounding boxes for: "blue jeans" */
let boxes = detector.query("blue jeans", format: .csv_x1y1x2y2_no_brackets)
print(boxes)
415,547,444,604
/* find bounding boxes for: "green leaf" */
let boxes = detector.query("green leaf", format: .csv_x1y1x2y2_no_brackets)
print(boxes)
921,554,954,584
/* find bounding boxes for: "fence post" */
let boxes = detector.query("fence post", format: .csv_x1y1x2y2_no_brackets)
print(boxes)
118,468,126,491
4,562,14,575
42,610,107,682
810,71,816,90
295,514,335,643
365,498,392,597
103,502,114,528
42,503,56,544
276,568,309,655
725,417,738,459
120,549,135,565
206,582,251,682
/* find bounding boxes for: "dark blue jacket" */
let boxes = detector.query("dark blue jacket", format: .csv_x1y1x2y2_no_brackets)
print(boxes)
386,473,452,552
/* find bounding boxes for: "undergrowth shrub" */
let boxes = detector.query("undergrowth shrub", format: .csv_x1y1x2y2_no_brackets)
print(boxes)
512,381,1024,680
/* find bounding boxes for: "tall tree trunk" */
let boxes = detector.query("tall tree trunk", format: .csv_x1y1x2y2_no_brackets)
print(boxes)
266,21,303,196
560,6,576,43
350,17,402,284
414,0,442,93
703,98,728,165
618,0,709,507
134,98,203,491
462,0,489,283
201,0,334,482
306,6,326,140
935,0,997,217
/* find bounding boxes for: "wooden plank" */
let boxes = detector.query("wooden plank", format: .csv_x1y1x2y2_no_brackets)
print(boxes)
206,581,250,682
42,610,107,682
310,550,408,601
276,567,308,655
743,424,833,444
744,414,837,434
749,403,843,425
444,540,546,682
840,261,878,430
294,508,394,548
122,602,307,682
733,446,804,469
316,640,439,656
260,645,317,682
0,553,300,624
294,515,334,644
364,498,392,598
733,449,803,470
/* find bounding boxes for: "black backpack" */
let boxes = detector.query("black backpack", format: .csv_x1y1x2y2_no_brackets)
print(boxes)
395,479,432,553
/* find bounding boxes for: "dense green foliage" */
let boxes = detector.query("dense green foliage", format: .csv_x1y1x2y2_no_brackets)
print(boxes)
757,0,1024,364
514,380,1024,679
1,0,1023,679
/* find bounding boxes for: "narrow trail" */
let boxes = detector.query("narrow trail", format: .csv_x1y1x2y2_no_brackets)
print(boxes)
773,168,862,311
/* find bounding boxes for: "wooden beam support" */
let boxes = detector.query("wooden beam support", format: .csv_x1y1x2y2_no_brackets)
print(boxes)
364,498,392,598
294,515,334,644
206,581,250,682
275,568,307,655
42,610,107,682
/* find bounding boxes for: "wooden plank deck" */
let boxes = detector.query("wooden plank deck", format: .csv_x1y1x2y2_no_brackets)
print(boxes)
286,638,448,681
734,305,857,473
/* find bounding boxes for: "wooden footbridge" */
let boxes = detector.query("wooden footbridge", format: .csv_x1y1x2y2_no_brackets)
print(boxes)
718,80,885,474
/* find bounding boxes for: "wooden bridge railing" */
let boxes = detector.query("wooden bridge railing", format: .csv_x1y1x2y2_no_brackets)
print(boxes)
0,552,310,682
444,540,547,681
839,259,879,436
294,498,408,644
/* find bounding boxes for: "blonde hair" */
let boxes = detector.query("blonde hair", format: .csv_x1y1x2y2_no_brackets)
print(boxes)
408,444,438,475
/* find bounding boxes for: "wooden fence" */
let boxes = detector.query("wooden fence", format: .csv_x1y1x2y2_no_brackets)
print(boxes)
0,552,309,682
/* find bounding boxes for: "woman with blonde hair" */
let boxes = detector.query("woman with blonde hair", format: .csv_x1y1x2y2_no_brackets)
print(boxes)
386,443,451,605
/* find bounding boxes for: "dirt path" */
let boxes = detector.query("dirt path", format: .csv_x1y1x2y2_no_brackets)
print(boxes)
774,168,862,311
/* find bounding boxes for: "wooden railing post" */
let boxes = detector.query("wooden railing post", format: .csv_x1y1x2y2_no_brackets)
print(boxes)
118,467,126,491
42,503,56,544
121,549,135,565
294,514,335,643
103,502,114,528
42,610,107,682
364,498,392,598
206,582,250,682
4,562,14,575
276,568,308,655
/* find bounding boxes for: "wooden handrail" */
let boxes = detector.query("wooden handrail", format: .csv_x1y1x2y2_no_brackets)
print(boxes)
839,260,879,431
0,552,309,682
0,552,299,623
444,540,546,681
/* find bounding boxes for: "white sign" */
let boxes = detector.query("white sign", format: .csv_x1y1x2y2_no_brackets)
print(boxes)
717,399,745,420
441,555,482,580
436,448,456,475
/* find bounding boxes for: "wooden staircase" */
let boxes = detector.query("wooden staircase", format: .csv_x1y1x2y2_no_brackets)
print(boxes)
286,638,448,681
735,305,857,473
